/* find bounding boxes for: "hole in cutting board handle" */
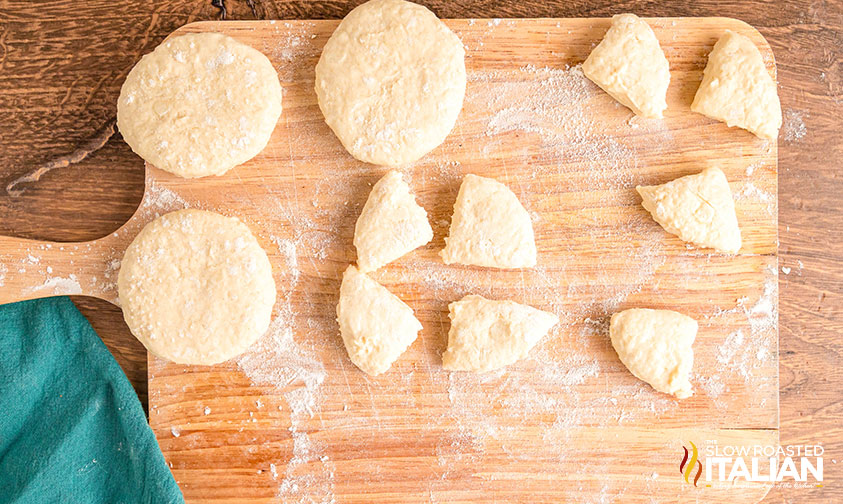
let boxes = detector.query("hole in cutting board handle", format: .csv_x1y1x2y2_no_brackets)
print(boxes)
0,126,146,243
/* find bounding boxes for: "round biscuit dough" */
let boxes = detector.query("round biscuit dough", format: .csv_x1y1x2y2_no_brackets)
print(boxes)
117,209,276,365
315,0,466,166
117,32,283,178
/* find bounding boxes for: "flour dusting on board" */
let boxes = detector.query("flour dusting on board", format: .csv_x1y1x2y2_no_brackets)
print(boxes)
232,59,675,500
141,22,782,503
702,265,778,408
143,179,188,216
481,64,640,193
236,316,336,503
419,62,677,452
24,274,82,296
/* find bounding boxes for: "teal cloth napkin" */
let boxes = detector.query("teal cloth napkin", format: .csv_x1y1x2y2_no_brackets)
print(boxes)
0,297,183,504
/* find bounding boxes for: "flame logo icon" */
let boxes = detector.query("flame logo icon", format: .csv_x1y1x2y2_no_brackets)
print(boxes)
680,441,703,486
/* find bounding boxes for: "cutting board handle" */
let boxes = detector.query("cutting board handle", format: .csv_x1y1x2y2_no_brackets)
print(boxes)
0,232,128,306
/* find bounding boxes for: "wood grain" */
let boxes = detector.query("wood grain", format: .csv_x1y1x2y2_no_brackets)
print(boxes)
1,17,781,503
0,1,840,503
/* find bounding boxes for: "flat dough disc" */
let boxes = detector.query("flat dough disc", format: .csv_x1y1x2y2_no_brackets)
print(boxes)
118,209,276,365
582,13,670,118
610,308,698,399
336,265,421,375
691,30,782,140
442,295,558,372
354,170,433,272
315,0,466,166
117,32,283,178
636,167,742,254
441,174,537,268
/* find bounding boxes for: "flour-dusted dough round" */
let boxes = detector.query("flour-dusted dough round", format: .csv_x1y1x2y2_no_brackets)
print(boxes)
691,30,782,140
118,209,276,365
582,13,670,118
315,0,466,166
354,170,433,272
443,295,558,372
337,265,422,375
441,174,537,269
117,32,283,178
609,308,698,399
636,166,741,254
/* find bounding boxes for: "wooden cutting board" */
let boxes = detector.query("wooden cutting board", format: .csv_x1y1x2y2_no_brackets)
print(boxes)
0,17,779,503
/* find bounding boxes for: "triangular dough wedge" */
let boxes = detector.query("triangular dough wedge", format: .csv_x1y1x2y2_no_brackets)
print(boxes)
691,30,782,140
443,295,558,372
582,14,670,118
354,170,433,272
609,308,698,399
636,167,741,254
337,265,422,375
441,174,536,268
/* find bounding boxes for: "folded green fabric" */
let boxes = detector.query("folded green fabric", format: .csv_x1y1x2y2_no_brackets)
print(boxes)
0,297,183,504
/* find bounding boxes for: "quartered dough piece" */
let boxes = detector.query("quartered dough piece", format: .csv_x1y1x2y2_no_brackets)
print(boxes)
691,30,782,140
118,209,276,365
315,0,466,166
582,13,670,118
636,167,742,254
609,308,698,399
441,174,537,268
354,170,433,272
336,265,422,375
442,295,558,372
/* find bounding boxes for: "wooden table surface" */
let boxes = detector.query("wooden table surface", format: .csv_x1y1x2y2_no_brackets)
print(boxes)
0,1,839,502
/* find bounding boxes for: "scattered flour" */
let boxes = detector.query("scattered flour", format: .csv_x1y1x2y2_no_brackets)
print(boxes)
235,316,334,503
745,161,763,176
704,266,778,408
735,181,776,216
142,179,188,216
24,274,82,296
270,235,300,285
378,63,686,492
748,271,778,336
717,329,745,365
782,108,807,143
